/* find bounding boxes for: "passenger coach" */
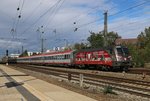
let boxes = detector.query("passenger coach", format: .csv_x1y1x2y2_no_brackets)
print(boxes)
17,50,74,66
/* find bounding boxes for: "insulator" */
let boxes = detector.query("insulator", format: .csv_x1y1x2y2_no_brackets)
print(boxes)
17,7,20,11
74,28,78,32
11,28,15,32
18,15,21,18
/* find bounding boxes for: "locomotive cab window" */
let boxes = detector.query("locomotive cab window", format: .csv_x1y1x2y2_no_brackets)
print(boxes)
116,48,123,55
123,48,129,55
116,47,129,56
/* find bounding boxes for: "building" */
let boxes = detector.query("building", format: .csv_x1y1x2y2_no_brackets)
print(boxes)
115,38,138,45
10,54,20,58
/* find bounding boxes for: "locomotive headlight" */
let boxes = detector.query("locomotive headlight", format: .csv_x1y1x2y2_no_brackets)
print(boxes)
124,58,127,61
128,56,132,61
116,56,123,61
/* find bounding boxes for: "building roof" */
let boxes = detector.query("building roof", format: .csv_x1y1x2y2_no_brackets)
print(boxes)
115,38,138,45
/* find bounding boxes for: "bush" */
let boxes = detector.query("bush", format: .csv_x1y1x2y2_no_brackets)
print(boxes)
103,85,116,95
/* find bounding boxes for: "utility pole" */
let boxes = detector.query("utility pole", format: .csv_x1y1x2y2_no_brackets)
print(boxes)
41,38,46,53
104,11,108,47
64,39,68,48
22,46,24,53
6,50,8,65
37,26,46,53
41,38,44,53
6,50,8,56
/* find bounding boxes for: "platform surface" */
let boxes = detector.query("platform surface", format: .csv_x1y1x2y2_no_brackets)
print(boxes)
0,65,97,101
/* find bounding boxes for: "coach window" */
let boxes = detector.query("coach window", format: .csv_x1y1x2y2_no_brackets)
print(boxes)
59,55,61,60
64,55,67,59
55,56,57,60
62,55,65,60
68,55,70,59
60,55,62,60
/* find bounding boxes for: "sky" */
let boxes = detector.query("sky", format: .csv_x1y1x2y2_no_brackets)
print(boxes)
0,0,150,57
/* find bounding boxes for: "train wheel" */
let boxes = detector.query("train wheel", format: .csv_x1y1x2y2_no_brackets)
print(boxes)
96,65,101,70
102,66,108,71
123,67,128,72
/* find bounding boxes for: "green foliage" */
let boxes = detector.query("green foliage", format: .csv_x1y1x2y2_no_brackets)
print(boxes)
87,31,104,48
73,43,88,50
137,27,150,63
138,27,150,48
103,85,116,95
106,31,121,47
128,44,144,67
73,31,120,50
126,27,150,67
87,31,120,48
19,50,28,57
32,52,38,56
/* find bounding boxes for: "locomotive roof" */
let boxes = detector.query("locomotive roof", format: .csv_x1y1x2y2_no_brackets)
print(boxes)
76,47,111,53
77,45,125,52
76,45,125,53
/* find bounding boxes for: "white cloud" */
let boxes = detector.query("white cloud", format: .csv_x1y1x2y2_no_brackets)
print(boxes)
0,39,23,48
0,0,149,52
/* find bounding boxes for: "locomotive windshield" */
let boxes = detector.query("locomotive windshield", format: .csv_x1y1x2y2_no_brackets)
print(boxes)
116,47,129,55
116,48,123,55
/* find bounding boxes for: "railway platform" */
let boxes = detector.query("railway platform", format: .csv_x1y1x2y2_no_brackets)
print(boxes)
0,64,97,101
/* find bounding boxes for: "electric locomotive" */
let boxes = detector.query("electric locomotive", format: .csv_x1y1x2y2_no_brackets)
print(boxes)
74,45,132,70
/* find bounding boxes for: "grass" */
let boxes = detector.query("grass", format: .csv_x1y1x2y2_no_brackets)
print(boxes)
103,85,117,95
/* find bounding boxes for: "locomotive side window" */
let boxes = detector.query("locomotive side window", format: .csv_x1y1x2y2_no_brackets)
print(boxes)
123,48,129,55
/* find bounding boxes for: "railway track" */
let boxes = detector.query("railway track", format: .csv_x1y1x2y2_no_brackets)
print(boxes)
9,64,150,98
128,68,150,75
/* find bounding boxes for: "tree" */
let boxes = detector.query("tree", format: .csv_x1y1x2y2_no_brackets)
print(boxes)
126,44,144,67
19,50,28,57
137,27,150,62
126,27,150,67
138,27,150,48
73,43,87,50
87,31,104,48
87,31,120,48
106,31,121,47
